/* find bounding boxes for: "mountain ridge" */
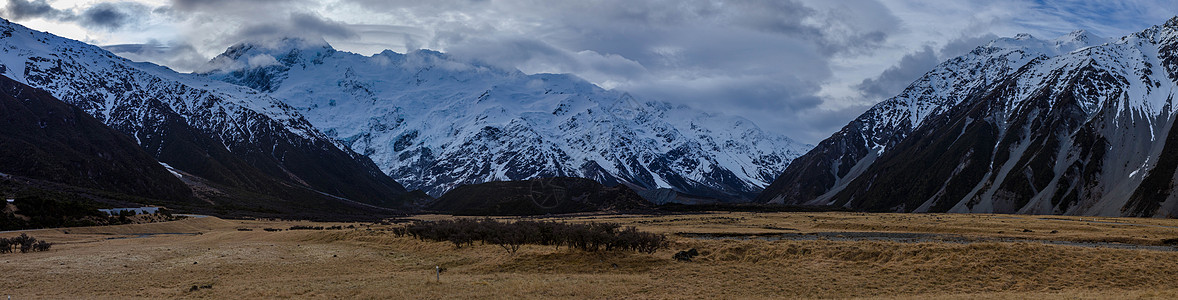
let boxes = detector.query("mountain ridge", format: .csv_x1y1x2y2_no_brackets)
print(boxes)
200,38,811,202
0,18,415,217
0,73,194,204
760,17,1178,217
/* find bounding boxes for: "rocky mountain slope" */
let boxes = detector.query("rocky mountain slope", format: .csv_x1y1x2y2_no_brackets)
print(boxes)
760,17,1178,217
200,39,809,202
0,19,413,216
0,74,192,203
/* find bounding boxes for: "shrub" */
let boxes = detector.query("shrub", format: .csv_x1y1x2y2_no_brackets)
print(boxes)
0,235,52,254
402,219,666,254
13,233,35,253
32,240,51,252
673,248,699,262
289,225,324,230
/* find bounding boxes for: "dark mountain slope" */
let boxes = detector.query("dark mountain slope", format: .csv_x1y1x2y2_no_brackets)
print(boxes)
0,74,192,201
761,18,1178,217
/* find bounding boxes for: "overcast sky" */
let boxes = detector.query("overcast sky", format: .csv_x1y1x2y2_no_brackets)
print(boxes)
3,0,1177,143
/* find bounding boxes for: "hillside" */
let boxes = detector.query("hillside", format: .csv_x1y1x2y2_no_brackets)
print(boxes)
429,177,651,215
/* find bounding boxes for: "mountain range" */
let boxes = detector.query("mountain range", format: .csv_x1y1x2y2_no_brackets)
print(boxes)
759,17,1178,217
0,17,807,216
197,38,809,202
13,14,1178,218
0,18,413,219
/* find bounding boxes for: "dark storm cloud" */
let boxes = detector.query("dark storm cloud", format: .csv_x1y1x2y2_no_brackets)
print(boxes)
160,0,355,49
855,45,938,101
229,12,356,42
289,12,354,38
170,0,310,11
2,0,63,20
939,34,1000,59
855,34,999,101
1,0,151,31
80,2,149,30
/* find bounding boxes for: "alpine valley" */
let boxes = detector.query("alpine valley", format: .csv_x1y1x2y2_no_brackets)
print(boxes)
760,17,1178,218
17,13,1178,219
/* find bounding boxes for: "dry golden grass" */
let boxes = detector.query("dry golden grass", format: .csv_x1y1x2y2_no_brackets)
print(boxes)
2,212,1178,299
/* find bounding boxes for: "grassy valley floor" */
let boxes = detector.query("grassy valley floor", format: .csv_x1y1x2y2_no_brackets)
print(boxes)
3,212,1178,298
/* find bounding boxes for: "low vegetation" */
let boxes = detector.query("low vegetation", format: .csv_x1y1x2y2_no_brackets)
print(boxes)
395,218,667,254
0,190,180,231
0,233,51,253
288,225,345,230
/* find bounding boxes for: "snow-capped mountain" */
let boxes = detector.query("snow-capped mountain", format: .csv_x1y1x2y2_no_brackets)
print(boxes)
200,39,809,201
760,17,1178,217
0,18,411,214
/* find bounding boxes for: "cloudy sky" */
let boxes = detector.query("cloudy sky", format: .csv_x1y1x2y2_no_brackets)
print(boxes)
3,0,1177,143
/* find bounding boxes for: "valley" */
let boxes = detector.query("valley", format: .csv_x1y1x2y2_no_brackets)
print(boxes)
4,212,1178,299
1,2,1177,299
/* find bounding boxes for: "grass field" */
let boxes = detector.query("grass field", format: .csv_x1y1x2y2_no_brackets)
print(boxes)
4,212,1178,299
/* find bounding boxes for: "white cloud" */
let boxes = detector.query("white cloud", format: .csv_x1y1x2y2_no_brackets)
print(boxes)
246,54,279,68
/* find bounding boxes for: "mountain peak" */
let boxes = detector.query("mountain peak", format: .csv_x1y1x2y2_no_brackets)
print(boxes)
984,30,1101,56
1057,30,1090,42
227,37,334,55
1053,29,1103,51
204,37,336,72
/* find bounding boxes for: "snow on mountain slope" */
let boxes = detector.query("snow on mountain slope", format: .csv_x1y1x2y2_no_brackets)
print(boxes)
762,17,1178,217
756,29,1105,205
201,39,809,201
0,19,410,211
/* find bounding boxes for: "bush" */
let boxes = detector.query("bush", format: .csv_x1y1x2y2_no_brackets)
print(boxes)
288,225,345,230
33,240,51,252
401,219,666,254
0,234,52,254
673,248,699,262
13,233,35,253
0,237,11,253
289,225,324,230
